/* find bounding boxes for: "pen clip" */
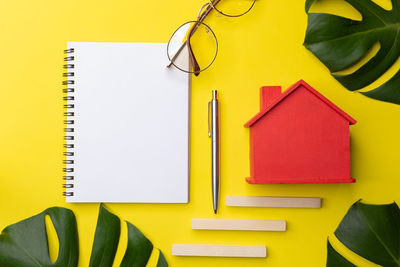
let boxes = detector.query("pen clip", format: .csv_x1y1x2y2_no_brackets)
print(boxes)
208,100,211,137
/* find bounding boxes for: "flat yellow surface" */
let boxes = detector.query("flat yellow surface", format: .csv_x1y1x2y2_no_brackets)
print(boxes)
0,0,399,266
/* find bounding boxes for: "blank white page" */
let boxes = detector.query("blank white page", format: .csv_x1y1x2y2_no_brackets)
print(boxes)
65,42,190,203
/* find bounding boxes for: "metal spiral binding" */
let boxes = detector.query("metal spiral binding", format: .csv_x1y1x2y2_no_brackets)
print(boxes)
63,48,75,197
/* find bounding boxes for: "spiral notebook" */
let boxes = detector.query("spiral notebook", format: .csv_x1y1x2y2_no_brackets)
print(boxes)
63,42,190,203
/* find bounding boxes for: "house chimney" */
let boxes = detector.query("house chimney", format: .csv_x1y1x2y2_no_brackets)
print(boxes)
260,86,281,110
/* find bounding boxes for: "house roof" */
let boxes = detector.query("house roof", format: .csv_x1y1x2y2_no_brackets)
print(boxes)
244,80,357,127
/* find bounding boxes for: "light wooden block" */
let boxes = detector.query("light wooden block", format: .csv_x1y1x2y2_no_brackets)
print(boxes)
226,196,321,208
172,244,267,258
192,218,286,231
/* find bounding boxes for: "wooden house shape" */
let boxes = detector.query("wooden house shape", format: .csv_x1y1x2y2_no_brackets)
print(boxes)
244,80,356,184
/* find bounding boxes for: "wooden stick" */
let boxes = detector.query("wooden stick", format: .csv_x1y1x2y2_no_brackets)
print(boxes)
172,244,267,258
226,196,321,208
192,218,286,231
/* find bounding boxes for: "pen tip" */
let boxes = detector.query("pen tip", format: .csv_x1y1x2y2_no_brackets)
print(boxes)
214,209,217,214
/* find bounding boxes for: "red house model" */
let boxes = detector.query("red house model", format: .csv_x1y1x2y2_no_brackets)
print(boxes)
244,80,356,184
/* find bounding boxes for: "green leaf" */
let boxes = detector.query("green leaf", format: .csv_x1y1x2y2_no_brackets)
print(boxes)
327,200,400,266
361,71,400,103
120,222,153,267
0,205,168,267
305,0,317,13
0,207,79,267
89,205,168,267
304,0,400,105
89,204,121,267
326,241,356,267
156,250,168,267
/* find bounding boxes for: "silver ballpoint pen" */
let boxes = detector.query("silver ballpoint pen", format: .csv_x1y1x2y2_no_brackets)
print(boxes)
208,90,219,214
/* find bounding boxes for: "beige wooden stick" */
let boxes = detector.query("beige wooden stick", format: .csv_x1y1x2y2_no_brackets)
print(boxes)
192,218,286,231
226,196,321,208
172,244,267,258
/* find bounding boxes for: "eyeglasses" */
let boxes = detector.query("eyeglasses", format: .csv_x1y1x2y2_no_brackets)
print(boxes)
166,0,256,76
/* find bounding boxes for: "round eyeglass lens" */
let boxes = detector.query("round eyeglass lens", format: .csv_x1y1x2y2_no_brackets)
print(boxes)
210,0,256,17
167,21,218,73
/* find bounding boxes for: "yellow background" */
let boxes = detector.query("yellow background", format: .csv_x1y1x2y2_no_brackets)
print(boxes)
0,0,399,266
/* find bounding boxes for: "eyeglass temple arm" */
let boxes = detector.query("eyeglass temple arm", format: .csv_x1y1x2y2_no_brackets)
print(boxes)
166,40,188,68
167,0,221,74
166,25,201,75
186,0,221,75
187,26,201,76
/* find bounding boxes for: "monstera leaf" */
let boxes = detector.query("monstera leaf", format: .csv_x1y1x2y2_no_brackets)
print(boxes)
304,0,400,105
327,241,356,267
326,200,400,266
0,204,168,267
0,207,78,267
